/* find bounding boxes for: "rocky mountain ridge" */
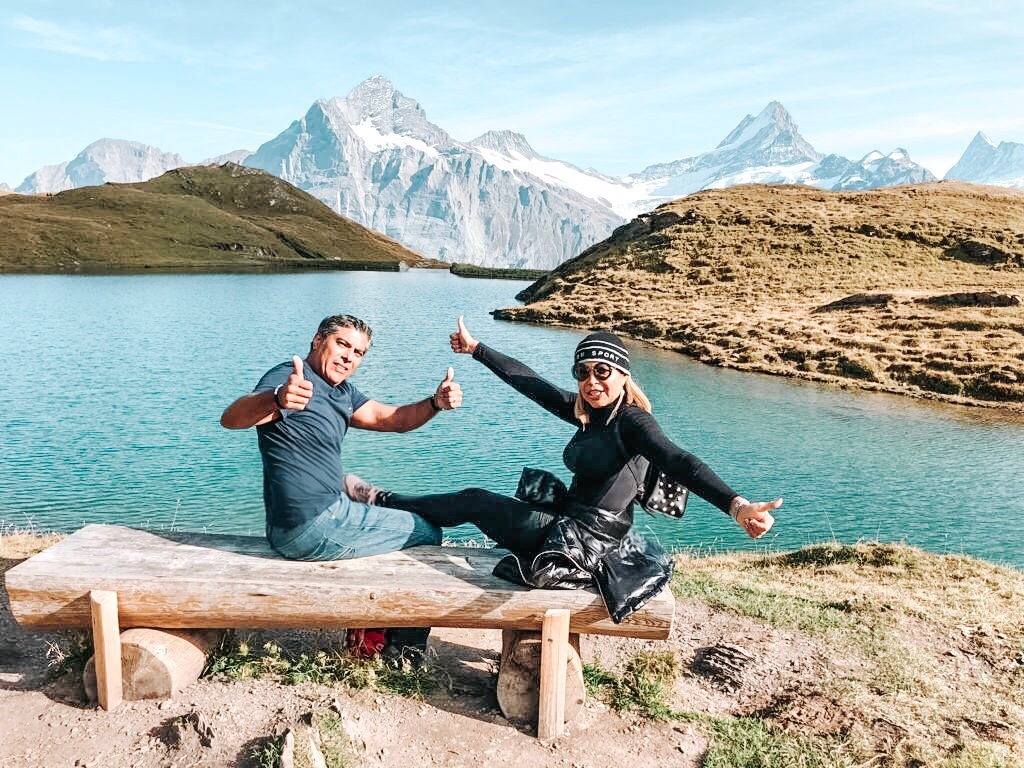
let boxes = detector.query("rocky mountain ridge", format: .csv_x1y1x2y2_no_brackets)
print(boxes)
946,131,1024,188
9,78,1023,268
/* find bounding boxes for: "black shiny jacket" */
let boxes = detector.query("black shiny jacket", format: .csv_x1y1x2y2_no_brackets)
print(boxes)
474,343,737,623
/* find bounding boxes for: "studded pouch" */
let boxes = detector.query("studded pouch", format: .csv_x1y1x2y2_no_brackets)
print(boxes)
638,468,689,518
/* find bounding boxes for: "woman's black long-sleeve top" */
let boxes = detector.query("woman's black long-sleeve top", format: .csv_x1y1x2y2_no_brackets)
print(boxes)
473,342,738,516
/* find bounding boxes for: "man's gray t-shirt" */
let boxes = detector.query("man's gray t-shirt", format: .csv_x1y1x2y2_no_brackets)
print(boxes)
254,361,369,531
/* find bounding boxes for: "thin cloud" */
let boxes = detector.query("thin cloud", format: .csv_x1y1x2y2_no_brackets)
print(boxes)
10,15,200,63
168,119,276,139
12,15,151,61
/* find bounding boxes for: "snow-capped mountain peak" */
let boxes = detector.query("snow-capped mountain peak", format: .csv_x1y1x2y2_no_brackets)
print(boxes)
717,100,797,149
832,147,936,190
946,131,1024,188
337,76,452,147
16,138,186,194
967,131,995,152
469,130,538,159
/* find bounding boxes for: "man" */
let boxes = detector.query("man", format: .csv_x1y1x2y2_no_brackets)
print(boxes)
221,313,460,660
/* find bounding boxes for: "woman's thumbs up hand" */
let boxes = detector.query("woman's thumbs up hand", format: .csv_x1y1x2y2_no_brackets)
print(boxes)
450,315,478,355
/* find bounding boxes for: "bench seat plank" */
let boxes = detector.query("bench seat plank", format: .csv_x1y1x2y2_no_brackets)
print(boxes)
6,524,674,639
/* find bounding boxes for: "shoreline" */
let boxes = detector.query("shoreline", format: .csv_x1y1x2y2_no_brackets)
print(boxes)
491,310,1024,420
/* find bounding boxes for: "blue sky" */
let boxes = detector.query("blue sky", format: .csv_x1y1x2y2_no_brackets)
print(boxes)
2,0,1023,187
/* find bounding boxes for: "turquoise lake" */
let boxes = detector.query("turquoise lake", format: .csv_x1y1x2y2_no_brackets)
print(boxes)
2,271,1022,568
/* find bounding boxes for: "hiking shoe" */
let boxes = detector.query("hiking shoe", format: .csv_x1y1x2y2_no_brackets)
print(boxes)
343,473,384,505
381,627,431,668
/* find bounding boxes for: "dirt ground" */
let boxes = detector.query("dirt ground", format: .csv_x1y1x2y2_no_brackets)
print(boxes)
0,565,821,768
5,539,1022,768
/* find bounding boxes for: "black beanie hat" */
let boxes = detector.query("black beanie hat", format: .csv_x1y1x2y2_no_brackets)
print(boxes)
574,331,630,373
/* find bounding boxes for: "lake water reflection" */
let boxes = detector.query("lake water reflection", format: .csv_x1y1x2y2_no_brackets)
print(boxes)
2,271,1022,568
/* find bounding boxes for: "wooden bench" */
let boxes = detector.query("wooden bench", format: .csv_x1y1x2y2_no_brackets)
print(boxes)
4,523,675,739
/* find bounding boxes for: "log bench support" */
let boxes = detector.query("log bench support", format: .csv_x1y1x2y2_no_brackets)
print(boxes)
83,628,221,704
89,590,122,711
537,608,570,740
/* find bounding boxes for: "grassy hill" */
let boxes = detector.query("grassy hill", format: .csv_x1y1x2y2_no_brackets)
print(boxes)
0,164,439,273
498,182,1024,412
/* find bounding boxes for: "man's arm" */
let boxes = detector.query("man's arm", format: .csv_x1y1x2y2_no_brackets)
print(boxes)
220,356,312,430
350,368,462,432
221,390,282,429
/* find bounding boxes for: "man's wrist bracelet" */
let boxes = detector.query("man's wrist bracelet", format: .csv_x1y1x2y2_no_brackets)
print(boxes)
429,394,442,412
273,384,284,409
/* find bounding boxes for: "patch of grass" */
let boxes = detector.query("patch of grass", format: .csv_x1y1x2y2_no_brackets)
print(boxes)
584,650,682,721
45,631,92,679
0,164,437,273
504,182,1024,412
668,543,1024,763
0,523,62,558
204,634,441,699
939,742,1023,768
247,735,284,768
681,714,860,768
768,541,922,572
313,710,351,768
672,572,855,634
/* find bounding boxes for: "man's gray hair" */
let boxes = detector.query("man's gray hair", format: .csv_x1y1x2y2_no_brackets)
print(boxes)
314,314,374,348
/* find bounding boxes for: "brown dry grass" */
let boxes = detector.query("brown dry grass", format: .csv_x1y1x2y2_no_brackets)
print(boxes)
672,541,1024,765
0,527,62,559
501,182,1024,413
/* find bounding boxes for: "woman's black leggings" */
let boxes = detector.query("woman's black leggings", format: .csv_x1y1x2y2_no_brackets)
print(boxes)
382,488,558,557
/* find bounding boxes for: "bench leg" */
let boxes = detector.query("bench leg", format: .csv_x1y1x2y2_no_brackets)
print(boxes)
497,630,584,724
90,590,122,711
537,608,570,740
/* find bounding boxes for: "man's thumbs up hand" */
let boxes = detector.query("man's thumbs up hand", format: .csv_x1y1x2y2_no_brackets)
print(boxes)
275,355,313,411
432,366,462,411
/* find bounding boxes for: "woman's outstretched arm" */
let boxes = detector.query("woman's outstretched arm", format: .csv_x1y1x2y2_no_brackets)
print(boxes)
619,408,781,538
450,315,577,423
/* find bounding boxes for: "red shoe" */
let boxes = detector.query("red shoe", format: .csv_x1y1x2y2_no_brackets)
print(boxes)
346,628,387,658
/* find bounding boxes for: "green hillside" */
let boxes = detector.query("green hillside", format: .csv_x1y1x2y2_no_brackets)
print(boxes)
0,164,438,273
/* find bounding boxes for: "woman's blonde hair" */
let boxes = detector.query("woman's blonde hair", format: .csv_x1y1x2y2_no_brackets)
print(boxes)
574,375,652,426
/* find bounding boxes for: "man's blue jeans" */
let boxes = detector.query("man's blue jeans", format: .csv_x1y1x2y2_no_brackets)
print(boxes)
268,494,442,561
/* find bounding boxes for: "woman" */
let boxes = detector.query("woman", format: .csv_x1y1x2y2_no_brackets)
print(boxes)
349,317,782,621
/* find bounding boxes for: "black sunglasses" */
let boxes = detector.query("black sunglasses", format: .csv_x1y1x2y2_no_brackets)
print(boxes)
571,362,616,381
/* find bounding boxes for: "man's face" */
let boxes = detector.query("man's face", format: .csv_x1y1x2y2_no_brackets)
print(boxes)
309,326,370,386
